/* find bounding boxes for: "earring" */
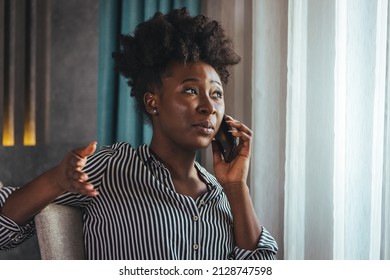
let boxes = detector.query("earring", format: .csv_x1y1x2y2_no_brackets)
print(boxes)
152,109,158,114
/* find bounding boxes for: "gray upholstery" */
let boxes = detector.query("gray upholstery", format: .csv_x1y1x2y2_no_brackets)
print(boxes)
34,204,85,260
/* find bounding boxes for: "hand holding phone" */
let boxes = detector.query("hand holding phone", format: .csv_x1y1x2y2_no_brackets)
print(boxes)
214,115,239,163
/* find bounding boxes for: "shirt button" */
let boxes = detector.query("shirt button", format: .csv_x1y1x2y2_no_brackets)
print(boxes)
193,244,199,250
11,234,22,242
193,216,199,221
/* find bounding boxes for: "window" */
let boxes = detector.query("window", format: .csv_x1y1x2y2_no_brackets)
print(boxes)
252,0,390,259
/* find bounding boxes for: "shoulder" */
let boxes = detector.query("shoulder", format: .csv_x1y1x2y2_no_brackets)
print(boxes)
100,141,134,152
93,142,135,157
84,142,137,170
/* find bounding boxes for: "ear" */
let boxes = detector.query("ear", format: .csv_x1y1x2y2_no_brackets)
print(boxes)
144,92,159,115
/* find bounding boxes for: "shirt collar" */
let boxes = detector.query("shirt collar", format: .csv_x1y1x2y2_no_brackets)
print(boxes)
136,144,221,190
137,144,160,165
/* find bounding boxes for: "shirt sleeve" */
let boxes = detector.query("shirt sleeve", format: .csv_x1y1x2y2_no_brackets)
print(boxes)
0,143,120,251
0,185,36,250
230,226,278,260
53,142,120,207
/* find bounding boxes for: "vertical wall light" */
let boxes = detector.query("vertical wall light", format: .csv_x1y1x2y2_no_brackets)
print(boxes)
1,0,50,147
1,0,17,147
2,106,15,146
0,0,3,144
23,99,36,146
24,0,37,146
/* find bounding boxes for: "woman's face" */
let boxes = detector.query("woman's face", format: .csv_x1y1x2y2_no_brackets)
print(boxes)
150,60,225,152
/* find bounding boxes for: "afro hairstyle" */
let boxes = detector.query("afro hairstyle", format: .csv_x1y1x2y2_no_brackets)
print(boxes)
112,7,241,122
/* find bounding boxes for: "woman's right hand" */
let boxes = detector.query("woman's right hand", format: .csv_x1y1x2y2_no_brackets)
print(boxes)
1,141,98,224
55,141,98,197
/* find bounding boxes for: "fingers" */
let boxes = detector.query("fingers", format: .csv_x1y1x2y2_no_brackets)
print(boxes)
226,116,253,136
224,116,253,148
70,181,98,197
66,168,88,183
69,141,96,178
72,141,97,158
61,141,99,197
212,116,252,166
65,165,98,197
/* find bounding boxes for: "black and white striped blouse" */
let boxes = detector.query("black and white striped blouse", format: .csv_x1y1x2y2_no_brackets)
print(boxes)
0,142,278,259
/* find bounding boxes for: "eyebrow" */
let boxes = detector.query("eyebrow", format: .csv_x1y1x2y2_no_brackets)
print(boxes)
181,77,222,86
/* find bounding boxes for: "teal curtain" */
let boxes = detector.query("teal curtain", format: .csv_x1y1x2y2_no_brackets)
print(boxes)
97,0,200,147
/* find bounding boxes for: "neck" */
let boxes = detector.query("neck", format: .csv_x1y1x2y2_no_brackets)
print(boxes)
149,138,198,180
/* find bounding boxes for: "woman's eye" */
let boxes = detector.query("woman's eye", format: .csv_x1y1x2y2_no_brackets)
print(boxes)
184,88,197,95
212,91,223,99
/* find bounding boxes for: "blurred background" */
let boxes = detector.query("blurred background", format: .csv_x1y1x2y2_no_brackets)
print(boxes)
0,0,389,260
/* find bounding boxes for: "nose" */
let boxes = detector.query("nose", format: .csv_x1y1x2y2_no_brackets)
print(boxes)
197,94,216,115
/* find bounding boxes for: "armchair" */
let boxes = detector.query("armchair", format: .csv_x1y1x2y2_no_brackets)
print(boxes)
34,204,85,259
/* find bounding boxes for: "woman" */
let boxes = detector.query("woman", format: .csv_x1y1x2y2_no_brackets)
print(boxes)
0,8,277,260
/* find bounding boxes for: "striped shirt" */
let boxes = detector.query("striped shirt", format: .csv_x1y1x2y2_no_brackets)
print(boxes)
0,142,278,259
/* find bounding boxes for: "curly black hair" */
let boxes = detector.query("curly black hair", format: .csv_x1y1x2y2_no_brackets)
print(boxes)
112,7,241,121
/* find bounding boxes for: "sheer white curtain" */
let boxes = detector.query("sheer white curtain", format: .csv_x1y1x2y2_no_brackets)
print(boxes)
251,0,288,259
252,0,390,259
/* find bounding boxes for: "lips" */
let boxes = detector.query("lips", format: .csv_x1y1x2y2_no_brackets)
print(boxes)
192,121,215,135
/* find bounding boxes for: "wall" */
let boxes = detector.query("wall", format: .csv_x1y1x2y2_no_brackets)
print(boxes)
0,0,98,259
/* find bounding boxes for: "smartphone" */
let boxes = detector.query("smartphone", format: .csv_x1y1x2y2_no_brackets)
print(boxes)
214,115,239,163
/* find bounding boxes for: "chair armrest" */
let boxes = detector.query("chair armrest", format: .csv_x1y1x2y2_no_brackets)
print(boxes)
35,204,85,260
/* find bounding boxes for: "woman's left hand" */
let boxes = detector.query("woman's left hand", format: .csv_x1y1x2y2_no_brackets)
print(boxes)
212,115,253,189
212,116,261,251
